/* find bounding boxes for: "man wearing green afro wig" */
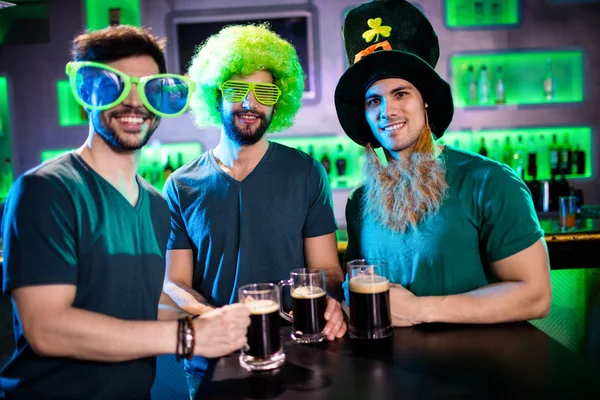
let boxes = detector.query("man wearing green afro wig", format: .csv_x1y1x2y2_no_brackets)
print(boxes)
162,23,347,397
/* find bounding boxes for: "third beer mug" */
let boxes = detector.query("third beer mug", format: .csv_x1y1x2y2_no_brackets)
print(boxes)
279,268,327,343
347,259,393,340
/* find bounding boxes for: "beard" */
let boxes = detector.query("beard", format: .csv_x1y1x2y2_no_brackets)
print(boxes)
361,125,448,233
221,108,271,146
92,106,159,151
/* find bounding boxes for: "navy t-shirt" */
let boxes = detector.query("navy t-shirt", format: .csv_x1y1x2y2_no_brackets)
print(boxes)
164,141,337,305
1,153,170,400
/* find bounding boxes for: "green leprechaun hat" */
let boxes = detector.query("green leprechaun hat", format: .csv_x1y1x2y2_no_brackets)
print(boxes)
335,0,454,146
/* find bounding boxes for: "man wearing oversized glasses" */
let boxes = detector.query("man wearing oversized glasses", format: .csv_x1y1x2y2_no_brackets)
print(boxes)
0,25,250,399
162,23,347,397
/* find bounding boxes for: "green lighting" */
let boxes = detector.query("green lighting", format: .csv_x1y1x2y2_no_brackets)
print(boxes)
441,127,592,181
270,136,365,189
0,76,12,202
85,0,141,31
57,80,88,127
530,269,599,356
452,50,584,107
446,0,520,27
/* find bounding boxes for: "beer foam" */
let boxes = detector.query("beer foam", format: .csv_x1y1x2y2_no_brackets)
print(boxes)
349,275,389,294
291,286,326,299
245,299,279,314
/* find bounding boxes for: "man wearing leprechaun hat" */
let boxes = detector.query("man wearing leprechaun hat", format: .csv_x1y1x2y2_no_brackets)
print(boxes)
336,0,551,326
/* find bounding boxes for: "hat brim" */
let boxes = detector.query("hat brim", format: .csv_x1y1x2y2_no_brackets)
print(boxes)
335,51,454,147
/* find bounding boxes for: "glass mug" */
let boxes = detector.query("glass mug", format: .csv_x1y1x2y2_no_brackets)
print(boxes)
279,268,327,343
238,283,286,371
347,259,393,340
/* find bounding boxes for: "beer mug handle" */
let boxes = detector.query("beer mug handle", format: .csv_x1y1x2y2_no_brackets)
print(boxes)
278,279,293,323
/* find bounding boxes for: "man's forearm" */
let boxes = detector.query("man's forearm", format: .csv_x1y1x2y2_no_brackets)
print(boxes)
163,281,215,315
416,281,551,324
29,308,176,362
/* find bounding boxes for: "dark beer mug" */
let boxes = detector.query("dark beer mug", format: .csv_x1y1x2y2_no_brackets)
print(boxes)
239,283,286,371
347,259,393,340
279,269,327,343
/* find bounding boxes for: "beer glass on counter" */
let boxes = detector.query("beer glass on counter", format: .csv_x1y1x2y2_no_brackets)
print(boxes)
347,259,393,340
279,268,327,343
238,283,286,371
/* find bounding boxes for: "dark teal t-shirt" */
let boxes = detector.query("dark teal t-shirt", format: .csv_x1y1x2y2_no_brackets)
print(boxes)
344,146,544,299
164,141,337,306
1,153,170,400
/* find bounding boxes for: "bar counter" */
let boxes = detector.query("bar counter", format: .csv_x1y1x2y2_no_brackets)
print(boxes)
198,324,600,399
336,218,600,270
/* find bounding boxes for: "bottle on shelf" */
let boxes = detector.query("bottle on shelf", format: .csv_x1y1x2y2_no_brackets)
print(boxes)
513,135,525,176
307,144,315,158
464,65,477,105
489,139,501,162
478,65,490,104
549,133,561,177
502,137,513,166
109,8,121,26
474,1,484,24
526,136,537,180
320,147,331,175
176,152,185,170
572,144,586,175
537,135,549,178
543,59,555,101
478,137,488,157
1,158,13,201
491,0,501,23
163,155,174,182
494,66,505,105
560,133,572,175
335,144,347,177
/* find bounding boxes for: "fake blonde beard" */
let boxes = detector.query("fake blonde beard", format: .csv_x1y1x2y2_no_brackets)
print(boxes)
361,125,448,233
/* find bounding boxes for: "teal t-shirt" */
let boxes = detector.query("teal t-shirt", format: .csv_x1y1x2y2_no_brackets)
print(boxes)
344,145,544,299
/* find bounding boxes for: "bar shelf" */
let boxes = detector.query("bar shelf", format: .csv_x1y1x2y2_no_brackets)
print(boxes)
445,0,520,28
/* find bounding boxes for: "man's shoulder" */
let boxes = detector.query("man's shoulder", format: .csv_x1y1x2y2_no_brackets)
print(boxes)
444,145,510,178
270,141,316,168
169,151,213,182
17,153,83,191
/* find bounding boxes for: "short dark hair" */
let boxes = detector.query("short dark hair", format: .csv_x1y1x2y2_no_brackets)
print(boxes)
71,25,167,73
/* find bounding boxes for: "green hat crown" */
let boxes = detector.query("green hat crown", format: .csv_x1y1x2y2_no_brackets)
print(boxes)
343,0,440,69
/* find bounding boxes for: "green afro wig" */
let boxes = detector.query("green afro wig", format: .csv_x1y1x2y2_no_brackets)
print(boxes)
187,23,305,133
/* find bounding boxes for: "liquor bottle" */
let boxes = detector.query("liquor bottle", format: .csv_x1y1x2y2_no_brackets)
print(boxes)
2,158,13,200
526,136,537,180
320,148,331,175
307,144,315,158
494,66,505,105
572,144,586,175
176,152,185,170
478,65,490,105
543,59,555,101
549,134,561,177
335,144,347,176
513,135,525,175
478,138,488,157
491,0,501,23
548,174,558,211
109,8,121,26
474,1,484,24
490,139,501,162
163,155,175,182
464,65,477,105
560,133,572,175
502,137,513,166
537,135,549,178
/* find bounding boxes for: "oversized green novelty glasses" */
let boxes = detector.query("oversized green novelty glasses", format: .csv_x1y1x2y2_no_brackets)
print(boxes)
65,61,196,117
220,80,281,106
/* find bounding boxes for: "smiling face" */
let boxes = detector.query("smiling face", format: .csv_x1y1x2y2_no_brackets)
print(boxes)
90,55,161,151
220,70,275,146
364,77,428,160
